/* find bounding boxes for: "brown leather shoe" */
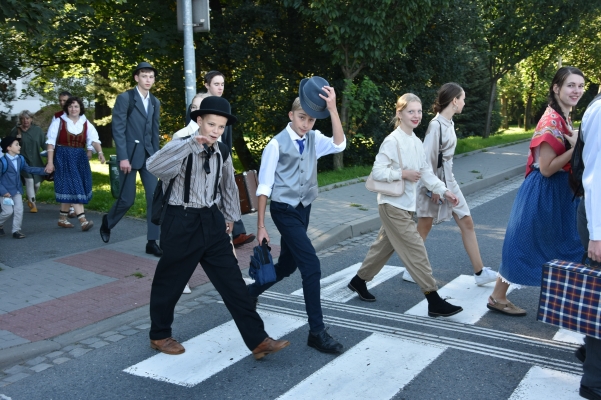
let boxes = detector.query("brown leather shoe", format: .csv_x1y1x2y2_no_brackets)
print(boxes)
252,337,290,360
233,233,256,248
150,337,185,355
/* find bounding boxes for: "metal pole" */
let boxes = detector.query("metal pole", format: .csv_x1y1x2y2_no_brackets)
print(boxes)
183,0,196,108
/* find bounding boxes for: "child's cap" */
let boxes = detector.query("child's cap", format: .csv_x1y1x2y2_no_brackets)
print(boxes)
299,76,330,119
1,136,18,153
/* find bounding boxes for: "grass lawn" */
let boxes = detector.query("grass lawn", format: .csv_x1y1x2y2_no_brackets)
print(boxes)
34,126,533,217
454,127,533,155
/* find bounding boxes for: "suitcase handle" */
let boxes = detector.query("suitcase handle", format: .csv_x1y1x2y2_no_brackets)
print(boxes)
582,252,601,268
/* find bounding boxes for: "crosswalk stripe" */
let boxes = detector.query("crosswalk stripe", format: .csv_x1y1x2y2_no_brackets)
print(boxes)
123,311,305,387
260,291,578,352
290,263,404,302
276,333,446,400
508,366,581,400
258,304,582,375
552,329,585,345
404,274,514,324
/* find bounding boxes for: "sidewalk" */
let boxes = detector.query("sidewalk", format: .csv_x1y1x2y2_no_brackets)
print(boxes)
0,140,530,369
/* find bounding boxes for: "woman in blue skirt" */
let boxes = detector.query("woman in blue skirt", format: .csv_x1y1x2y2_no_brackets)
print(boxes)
487,67,586,316
45,97,105,231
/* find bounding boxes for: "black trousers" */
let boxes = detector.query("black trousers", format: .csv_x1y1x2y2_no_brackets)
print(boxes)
149,204,267,350
577,200,601,389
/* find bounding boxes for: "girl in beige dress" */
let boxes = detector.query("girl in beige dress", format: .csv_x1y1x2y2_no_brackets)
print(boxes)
413,83,497,286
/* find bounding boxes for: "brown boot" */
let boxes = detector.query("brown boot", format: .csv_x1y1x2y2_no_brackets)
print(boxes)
150,337,185,355
58,212,74,228
78,214,94,232
252,337,290,360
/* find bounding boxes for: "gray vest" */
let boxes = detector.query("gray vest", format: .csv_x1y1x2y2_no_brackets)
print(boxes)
271,128,318,207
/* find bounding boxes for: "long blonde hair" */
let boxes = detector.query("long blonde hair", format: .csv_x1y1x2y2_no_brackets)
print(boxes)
393,93,421,129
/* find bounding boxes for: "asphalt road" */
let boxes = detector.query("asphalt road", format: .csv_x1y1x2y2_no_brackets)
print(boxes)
0,186,584,400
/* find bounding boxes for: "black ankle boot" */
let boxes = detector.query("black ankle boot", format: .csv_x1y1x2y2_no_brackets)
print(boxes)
348,275,376,302
425,291,463,317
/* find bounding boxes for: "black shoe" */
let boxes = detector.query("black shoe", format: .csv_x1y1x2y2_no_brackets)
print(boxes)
347,275,376,302
146,241,163,257
100,214,110,243
580,385,601,400
575,344,586,363
12,231,25,239
307,328,344,354
426,291,463,317
0,227,5,236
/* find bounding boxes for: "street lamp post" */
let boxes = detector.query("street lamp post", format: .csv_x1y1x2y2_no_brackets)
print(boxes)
182,0,196,108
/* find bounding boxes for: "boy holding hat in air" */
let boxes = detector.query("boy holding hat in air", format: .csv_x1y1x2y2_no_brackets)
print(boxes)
248,76,346,354
146,96,290,359
0,136,48,238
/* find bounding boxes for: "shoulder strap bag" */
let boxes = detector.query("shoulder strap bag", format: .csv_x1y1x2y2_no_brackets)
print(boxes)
365,136,405,196
436,120,444,169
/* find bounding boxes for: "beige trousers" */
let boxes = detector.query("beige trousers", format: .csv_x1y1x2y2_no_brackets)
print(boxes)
357,203,438,293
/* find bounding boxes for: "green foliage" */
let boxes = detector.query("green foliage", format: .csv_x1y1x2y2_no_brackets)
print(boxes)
477,0,599,136
342,76,381,138
2,0,601,173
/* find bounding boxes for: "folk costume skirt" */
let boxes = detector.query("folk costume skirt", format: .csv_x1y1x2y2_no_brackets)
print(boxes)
54,146,93,204
498,169,584,286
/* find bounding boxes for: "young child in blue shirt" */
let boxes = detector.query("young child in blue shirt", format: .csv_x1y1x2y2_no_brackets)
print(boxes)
248,76,347,354
0,136,48,238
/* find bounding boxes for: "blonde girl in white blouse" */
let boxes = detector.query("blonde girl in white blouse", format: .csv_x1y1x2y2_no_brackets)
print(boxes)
414,83,497,286
347,93,464,318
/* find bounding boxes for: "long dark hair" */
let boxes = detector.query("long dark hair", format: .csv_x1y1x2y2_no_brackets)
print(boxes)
432,83,463,113
548,66,585,122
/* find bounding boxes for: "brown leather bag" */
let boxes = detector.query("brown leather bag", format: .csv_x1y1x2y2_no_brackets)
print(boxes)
235,170,259,214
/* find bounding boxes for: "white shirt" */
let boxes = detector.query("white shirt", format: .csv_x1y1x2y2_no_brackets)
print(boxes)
257,123,346,197
373,128,447,212
173,120,199,139
136,86,150,113
46,114,101,149
582,98,601,240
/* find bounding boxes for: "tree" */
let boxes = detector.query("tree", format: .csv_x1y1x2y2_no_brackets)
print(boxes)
560,9,601,90
284,0,448,169
478,0,599,137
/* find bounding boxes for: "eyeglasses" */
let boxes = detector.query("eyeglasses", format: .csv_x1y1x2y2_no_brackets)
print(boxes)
203,144,215,174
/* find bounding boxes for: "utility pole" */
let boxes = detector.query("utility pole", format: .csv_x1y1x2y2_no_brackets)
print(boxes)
182,0,196,108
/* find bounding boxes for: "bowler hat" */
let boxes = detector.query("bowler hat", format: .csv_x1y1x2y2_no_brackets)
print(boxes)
133,62,157,78
1,136,18,153
190,96,238,126
299,76,330,119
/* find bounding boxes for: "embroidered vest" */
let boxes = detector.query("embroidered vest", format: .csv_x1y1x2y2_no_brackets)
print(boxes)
57,119,87,148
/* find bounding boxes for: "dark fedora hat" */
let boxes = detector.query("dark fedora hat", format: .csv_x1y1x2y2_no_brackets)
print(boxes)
190,96,238,126
133,62,157,78
299,76,330,119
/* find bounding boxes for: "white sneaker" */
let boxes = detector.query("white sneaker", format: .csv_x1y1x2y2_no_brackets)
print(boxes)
183,284,192,294
474,267,497,286
402,270,416,283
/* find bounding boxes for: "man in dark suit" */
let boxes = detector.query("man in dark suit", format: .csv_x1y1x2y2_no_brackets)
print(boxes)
100,62,162,256
204,70,255,248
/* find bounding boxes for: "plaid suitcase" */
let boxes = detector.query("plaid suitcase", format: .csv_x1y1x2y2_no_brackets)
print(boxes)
538,258,601,339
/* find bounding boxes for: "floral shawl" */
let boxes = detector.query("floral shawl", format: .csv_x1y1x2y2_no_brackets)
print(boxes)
525,106,572,177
